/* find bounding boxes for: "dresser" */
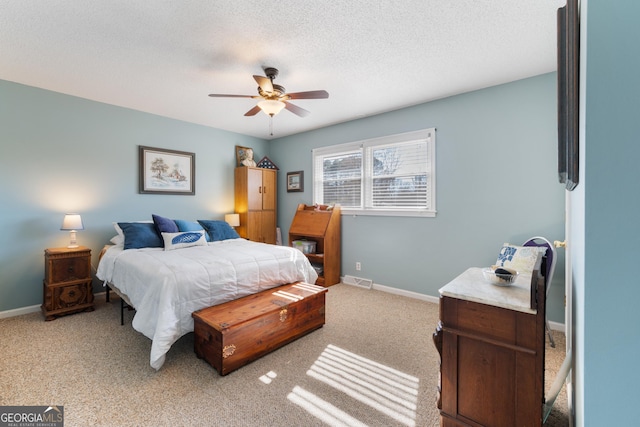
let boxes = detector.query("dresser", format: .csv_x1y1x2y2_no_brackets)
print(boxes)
42,246,94,320
234,166,277,244
434,267,546,427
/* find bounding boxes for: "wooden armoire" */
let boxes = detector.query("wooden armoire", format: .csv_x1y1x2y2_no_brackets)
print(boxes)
234,167,277,244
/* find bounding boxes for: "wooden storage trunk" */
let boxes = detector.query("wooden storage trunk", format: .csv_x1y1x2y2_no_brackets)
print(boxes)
192,282,327,375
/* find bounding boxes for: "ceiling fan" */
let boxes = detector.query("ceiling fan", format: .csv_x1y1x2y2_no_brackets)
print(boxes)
208,67,329,118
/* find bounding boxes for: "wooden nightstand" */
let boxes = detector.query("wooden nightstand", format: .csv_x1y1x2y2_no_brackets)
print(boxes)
42,246,94,320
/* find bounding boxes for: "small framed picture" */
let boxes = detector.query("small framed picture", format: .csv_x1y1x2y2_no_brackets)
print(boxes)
287,171,304,192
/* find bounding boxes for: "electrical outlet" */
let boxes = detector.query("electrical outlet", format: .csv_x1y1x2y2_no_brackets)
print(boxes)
356,262,361,271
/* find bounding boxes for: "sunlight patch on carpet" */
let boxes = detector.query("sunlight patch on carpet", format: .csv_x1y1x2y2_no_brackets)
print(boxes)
289,344,419,426
259,370,277,384
288,386,368,427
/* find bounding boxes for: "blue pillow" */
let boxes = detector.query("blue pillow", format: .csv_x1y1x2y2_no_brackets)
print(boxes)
197,220,240,241
174,219,211,242
152,214,178,234
118,222,163,249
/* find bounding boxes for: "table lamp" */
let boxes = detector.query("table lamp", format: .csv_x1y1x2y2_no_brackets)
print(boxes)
224,213,240,228
61,213,84,248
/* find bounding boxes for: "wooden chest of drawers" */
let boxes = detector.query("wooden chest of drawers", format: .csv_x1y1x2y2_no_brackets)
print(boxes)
435,268,546,426
42,246,94,320
192,282,327,375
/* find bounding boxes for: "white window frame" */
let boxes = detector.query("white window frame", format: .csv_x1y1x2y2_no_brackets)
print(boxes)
312,128,436,217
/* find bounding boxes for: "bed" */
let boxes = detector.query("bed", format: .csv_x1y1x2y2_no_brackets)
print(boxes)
96,218,318,370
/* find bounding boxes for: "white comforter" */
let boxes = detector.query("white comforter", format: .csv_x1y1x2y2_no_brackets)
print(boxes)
96,238,318,370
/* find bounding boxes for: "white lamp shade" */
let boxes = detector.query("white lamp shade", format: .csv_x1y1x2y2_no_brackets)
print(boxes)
225,213,240,227
61,213,84,231
257,100,286,116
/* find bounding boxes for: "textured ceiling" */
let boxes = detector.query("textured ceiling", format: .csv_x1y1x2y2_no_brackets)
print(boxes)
0,0,565,139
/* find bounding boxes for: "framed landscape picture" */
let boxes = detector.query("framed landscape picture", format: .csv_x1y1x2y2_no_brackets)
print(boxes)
139,146,195,195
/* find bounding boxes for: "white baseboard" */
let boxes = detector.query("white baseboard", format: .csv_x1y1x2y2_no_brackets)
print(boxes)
371,282,441,304
2,286,566,333
341,277,439,304
0,291,113,320
341,277,566,333
548,320,565,333
0,304,41,319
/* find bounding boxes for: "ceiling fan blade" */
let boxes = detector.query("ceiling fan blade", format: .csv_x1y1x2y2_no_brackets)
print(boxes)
244,105,262,116
208,94,257,98
284,101,310,117
253,75,273,94
286,90,329,100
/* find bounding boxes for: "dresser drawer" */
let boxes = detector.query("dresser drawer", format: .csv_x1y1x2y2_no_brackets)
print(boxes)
43,281,92,312
51,256,90,283
45,249,91,284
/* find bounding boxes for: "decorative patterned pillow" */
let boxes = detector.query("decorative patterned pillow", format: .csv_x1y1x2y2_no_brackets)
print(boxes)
117,222,163,250
495,244,546,275
161,230,207,250
197,220,240,241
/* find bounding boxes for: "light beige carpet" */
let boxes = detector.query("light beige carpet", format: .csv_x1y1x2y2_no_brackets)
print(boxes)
0,284,568,426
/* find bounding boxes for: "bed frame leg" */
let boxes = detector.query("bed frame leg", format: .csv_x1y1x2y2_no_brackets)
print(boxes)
120,298,124,326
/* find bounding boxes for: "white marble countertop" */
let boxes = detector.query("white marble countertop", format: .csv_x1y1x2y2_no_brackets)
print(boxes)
438,267,536,314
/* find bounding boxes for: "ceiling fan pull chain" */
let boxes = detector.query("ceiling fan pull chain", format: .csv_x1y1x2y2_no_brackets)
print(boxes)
269,116,274,136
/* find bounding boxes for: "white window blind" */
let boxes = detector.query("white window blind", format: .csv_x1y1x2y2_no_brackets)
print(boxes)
313,128,436,217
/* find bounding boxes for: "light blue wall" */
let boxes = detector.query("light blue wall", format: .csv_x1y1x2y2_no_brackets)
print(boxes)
271,73,566,322
0,80,267,311
575,0,640,424
0,74,566,326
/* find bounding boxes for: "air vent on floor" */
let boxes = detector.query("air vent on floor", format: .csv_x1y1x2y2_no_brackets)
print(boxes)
343,275,373,289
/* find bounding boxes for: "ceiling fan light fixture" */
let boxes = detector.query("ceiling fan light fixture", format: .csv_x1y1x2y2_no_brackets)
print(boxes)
257,100,286,117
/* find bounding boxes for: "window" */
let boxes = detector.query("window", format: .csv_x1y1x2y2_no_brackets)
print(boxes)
313,128,436,217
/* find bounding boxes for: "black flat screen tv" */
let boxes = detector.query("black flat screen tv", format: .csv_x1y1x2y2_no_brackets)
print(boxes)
557,0,580,191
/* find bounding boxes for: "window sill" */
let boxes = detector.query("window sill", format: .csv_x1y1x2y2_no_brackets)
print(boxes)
340,208,436,218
